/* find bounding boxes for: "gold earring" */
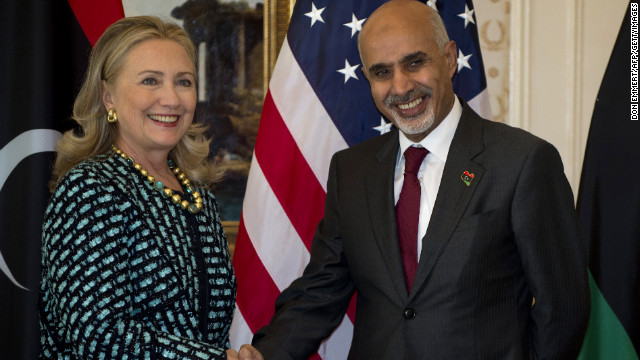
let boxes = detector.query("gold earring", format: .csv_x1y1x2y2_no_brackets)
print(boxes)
107,108,118,124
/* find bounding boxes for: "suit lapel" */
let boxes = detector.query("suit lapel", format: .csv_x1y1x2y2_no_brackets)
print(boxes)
409,105,486,300
365,132,408,300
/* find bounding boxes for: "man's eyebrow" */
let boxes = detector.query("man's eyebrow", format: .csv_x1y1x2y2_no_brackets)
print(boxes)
399,51,431,64
367,62,391,74
367,51,432,74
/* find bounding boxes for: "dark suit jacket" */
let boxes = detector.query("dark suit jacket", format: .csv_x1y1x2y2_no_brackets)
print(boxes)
253,103,590,359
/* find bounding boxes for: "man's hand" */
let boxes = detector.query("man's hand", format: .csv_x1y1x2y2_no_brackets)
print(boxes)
238,344,264,360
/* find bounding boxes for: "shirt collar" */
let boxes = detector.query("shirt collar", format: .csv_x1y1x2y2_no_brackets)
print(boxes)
397,95,462,164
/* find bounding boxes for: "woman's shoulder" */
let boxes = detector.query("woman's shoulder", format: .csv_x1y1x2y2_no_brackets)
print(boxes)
49,154,131,208
56,154,126,188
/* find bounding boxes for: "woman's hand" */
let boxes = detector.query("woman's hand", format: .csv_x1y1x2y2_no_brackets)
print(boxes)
238,344,264,360
226,348,239,359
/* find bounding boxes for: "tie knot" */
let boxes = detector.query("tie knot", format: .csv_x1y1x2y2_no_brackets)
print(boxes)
404,146,428,174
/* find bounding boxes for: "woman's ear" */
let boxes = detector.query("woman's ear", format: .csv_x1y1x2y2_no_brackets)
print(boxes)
102,80,114,109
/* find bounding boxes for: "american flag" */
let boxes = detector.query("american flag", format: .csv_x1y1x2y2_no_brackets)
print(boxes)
229,0,491,358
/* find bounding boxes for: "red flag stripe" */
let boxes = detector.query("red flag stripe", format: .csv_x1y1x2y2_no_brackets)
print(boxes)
240,155,310,290
67,0,124,46
233,219,281,332
268,41,348,190
254,92,327,249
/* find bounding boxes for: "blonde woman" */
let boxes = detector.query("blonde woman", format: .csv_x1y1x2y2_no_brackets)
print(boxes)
40,16,237,359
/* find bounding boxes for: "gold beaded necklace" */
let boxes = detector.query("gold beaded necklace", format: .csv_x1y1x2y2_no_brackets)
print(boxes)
112,146,203,214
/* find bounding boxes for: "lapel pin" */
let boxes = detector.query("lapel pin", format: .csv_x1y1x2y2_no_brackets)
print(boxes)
461,171,474,186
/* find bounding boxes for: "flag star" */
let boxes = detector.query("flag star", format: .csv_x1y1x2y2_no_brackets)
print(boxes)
344,13,366,37
337,59,360,84
373,117,392,135
426,0,438,11
457,4,476,27
305,2,326,27
457,49,473,72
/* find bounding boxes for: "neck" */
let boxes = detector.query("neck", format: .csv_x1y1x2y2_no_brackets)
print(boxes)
115,142,181,191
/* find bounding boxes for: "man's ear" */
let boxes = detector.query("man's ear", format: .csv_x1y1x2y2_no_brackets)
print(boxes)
444,40,457,78
101,80,114,109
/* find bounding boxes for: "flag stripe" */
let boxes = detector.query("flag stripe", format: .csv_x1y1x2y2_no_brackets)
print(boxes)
316,314,355,359
466,89,492,122
578,272,638,360
241,157,311,290
269,40,349,190
255,92,326,249
228,307,253,347
67,0,125,46
232,218,281,332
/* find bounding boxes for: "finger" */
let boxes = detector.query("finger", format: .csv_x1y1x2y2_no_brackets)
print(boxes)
238,344,264,360
226,348,239,360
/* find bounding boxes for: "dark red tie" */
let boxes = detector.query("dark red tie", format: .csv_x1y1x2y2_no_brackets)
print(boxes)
396,146,428,292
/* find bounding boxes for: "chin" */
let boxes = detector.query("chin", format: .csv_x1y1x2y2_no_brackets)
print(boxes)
392,113,435,137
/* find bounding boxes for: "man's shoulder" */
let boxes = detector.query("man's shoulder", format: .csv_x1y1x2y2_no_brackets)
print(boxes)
336,130,397,158
460,106,551,153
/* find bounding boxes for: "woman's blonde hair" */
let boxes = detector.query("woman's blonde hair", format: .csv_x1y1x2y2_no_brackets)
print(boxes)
49,15,222,192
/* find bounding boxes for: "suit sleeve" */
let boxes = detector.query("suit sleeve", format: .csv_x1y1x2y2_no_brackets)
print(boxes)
40,172,227,360
511,141,590,359
252,152,356,359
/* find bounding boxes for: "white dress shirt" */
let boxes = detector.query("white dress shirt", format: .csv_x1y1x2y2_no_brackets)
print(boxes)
394,96,462,261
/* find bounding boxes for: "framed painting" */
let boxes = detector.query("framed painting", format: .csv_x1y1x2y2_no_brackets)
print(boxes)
122,0,294,252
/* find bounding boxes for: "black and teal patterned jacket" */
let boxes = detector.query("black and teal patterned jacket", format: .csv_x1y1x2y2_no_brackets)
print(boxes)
39,153,236,359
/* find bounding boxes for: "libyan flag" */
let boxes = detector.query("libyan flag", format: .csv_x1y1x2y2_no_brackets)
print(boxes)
577,3,640,360
0,1,122,359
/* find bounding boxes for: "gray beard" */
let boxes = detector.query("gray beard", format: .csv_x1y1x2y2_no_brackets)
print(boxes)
390,102,435,136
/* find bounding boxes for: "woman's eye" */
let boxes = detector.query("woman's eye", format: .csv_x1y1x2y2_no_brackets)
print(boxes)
141,78,157,85
177,79,193,87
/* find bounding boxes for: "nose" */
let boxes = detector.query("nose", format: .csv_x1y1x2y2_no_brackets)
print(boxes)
159,84,180,108
390,69,413,97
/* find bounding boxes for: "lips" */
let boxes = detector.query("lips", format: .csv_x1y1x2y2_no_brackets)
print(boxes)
148,114,179,123
392,94,430,119
385,86,432,118
397,97,424,110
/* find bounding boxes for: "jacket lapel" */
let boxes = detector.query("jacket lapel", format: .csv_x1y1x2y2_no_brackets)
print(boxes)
365,132,408,300
409,105,486,300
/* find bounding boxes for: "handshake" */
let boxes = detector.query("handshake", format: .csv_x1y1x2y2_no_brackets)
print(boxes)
226,345,263,360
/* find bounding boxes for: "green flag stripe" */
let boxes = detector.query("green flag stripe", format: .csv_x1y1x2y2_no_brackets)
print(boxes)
578,271,638,360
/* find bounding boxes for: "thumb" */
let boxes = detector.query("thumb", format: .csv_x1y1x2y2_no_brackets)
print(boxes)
238,344,264,360
226,348,239,360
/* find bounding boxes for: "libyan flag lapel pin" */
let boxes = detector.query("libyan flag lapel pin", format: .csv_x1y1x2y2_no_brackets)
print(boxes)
461,171,474,186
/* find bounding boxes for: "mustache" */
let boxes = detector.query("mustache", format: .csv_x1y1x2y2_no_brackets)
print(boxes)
384,86,432,107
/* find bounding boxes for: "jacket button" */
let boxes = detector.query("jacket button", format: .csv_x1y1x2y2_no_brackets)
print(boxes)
403,308,415,319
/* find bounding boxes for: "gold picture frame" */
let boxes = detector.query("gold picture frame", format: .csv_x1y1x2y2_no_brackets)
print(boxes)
224,0,293,256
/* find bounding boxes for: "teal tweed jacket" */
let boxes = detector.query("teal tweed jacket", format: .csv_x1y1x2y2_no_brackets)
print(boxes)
39,153,236,359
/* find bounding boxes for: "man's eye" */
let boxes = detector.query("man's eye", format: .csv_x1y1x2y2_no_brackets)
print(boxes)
375,70,389,78
408,60,424,69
